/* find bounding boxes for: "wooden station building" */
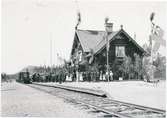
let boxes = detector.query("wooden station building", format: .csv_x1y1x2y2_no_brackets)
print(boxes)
70,22,146,80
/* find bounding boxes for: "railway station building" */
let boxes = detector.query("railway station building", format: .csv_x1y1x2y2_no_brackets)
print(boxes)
70,22,146,80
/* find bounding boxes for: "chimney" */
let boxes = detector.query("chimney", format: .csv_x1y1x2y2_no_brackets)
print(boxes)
120,24,123,29
105,19,113,33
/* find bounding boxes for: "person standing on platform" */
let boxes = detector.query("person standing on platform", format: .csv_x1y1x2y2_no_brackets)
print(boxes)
83,72,86,81
105,71,108,81
96,71,100,82
88,71,91,82
109,70,113,81
59,71,62,84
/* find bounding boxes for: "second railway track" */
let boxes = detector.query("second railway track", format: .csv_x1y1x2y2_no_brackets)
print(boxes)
28,83,166,118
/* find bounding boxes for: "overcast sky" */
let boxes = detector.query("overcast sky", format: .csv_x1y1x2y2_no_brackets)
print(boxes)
2,0,167,74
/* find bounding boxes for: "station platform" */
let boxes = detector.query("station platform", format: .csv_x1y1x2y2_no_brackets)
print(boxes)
32,82,108,97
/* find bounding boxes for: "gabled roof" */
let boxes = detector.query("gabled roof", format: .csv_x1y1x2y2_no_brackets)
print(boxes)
75,29,146,55
76,29,105,52
93,31,119,54
76,29,118,52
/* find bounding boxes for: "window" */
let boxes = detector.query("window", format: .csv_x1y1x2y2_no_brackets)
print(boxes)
78,51,82,62
116,46,125,57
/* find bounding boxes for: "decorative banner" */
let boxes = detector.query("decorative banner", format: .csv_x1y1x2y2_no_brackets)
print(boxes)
150,27,166,52
57,53,65,65
89,56,94,64
150,12,155,22
75,11,81,29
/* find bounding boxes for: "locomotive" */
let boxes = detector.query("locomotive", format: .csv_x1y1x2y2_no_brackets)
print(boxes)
17,71,32,84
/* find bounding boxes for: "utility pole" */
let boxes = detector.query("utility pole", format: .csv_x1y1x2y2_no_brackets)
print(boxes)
50,33,52,74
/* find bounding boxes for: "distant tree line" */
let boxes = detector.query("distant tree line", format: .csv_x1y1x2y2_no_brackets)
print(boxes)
1,73,17,82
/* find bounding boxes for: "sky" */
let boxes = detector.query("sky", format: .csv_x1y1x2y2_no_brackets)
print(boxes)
1,0,167,74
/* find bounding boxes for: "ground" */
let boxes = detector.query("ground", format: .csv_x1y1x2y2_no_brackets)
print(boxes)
1,80,165,117
46,80,166,110
1,82,96,117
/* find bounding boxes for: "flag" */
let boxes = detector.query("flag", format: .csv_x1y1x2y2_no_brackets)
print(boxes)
57,53,65,65
89,56,94,64
150,12,155,22
152,42,160,52
70,59,74,66
88,49,94,64
75,11,81,29
150,25,166,52
77,12,81,23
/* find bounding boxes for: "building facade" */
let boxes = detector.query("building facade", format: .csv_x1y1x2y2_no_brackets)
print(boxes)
70,23,146,80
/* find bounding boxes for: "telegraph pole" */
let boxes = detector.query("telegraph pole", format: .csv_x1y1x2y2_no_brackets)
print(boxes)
50,33,53,73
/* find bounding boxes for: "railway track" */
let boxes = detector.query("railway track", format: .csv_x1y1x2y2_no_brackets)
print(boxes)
28,83,166,118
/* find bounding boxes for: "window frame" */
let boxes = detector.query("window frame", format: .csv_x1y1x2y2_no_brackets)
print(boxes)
115,45,125,57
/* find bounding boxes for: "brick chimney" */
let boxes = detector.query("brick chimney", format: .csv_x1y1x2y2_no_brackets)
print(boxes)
105,22,113,33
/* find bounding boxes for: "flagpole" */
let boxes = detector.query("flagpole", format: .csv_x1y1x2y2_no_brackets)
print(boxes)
74,0,81,82
149,12,165,81
106,33,109,82
150,33,153,80
105,17,110,82
150,12,155,81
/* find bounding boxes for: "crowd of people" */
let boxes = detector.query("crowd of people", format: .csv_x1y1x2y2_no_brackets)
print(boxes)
31,70,114,83
79,70,113,82
31,72,66,84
